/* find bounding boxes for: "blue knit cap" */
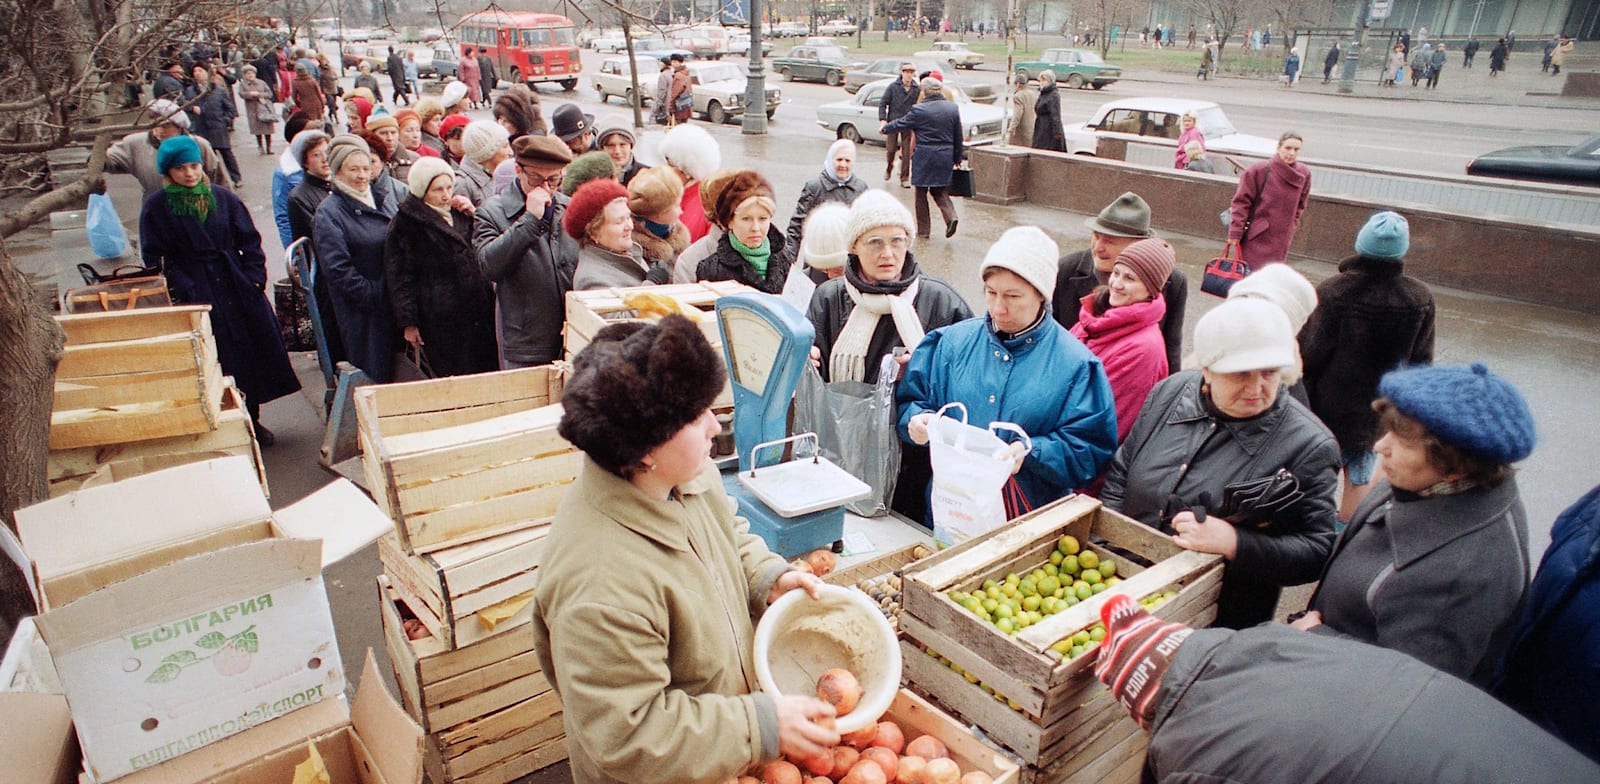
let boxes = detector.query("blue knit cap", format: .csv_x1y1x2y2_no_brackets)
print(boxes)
1355,211,1409,259
156,134,202,174
1379,363,1536,464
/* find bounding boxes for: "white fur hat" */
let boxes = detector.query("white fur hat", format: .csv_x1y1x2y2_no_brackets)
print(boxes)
461,120,510,165
658,124,721,182
441,80,470,108
980,226,1060,302
1193,298,1298,375
844,190,915,250
800,203,853,271
1228,264,1318,332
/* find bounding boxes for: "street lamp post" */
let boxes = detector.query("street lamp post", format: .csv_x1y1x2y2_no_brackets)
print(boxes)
742,0,767,134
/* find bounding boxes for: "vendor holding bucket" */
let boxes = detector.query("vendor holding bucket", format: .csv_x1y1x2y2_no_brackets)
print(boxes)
531,315,840,783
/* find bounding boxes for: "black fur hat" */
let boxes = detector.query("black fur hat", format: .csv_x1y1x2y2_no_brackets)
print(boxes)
558,315,726,477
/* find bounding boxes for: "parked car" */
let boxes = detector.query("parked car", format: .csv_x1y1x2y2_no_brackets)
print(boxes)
592,56,653,106
914,41,984,70
771,45,860,85
337,27,373,43
341,44,387,74
843,57,998,103
772,22,809,38
818,20,858,35
728,33,774,57
1061,97,1278,157
589,30,627,52
1013,48,1121,89
633,37,695,63
413,43,459,79
817,78,1003,146
669,25,732,59
804,37,840,46
686,61,781,123
1466,134,1600,186
419,27,445,43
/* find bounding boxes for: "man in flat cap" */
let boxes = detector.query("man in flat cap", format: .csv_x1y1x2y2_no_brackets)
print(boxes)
475,135,580,368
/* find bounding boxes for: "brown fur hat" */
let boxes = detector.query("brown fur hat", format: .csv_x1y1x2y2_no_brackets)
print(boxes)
710,169,776,229
627,166,685,219
558,315,726,477
493,89,538,137
698,169,738,217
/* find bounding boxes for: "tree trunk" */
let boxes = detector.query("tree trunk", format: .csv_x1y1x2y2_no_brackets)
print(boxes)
0,237,64,643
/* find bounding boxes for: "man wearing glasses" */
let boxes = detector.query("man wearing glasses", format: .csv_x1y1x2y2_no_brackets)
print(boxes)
877,62,920,188
475,135,579,368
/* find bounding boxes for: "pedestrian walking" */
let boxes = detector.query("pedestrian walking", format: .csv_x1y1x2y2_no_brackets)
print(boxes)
1426,43,1447,88
885,76,964,239
1227,132,1311,266
478,48,499,104
668,58,693,125
354,61,384,104
1490,38,1509,76
237,65,278,155
316,53,339,124
386,47,410,106
1030,70,1066,152
651,59,672,125
1552,37,1574,75
1322,41,1341,83
1409,47,1429,86
1463,38,1480,67
191,68,242,186
291,63,325,122
1542,36,1557,72
404,52,420,99
1007,71,1037,148
878,62,921,186
1384,44,1407,85
786,139,868,251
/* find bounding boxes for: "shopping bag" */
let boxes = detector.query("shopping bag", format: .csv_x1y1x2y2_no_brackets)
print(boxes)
85,192,128,259
948,165,975,198
274,277,317,352
1201,240,1251,297
927,402,1032,548
63,275,171,313
793,358,901,516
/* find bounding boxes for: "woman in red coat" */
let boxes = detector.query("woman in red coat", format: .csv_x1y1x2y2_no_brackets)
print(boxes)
1068,238,1174,447
1227,132,1311,265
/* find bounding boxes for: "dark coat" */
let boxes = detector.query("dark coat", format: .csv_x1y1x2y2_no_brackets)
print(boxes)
384,195,500,377
1299,254,1435,453
785,173,868,250
192,86,237,150
1228,155,1312,265
153,71,187,100
139,186,300,408
386,52,407,90
618,156,644,186
1144,625,1600,783
1101,370,1339,628
877,78,920,122
1310,479,1530,687
1496,482,1600,761
1490,42,1509,69
695,225,794,295
286,172,347,365
479,57,498,95
1052,249,1187,372
1031,82,1065,152
806,259,972,385
474,185,579,365
883,93,963,189
313,185,399,382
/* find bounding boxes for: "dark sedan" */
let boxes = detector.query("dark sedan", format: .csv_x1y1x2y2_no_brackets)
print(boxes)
1466,135,1600,186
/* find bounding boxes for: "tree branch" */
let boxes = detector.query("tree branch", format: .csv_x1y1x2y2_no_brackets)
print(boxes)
0,132,111,239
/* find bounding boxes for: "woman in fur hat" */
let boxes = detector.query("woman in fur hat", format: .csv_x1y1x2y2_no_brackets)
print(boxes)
658,124,722,241
786,138,869,252
533,316,839,784
564,179,669,290
626,166,690,268
693,170,794,294
383,157,499,377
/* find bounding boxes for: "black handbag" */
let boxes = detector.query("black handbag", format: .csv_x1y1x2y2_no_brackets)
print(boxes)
1219,469,1305,528
1201,241,1250,297
949,165,975,198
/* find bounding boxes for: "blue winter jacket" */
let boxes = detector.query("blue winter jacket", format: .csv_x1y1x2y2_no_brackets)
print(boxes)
1494,482,1600,762
897,315,1118,520
271,153,303,247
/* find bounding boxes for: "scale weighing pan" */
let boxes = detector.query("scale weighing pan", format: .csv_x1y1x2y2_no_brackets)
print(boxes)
736,434,871,518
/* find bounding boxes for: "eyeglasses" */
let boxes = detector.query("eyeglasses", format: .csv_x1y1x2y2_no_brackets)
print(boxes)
517,165,564,188
861,235,910,253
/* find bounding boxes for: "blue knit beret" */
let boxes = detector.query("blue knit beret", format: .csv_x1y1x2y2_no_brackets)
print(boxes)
1355,211,1409,259
1378,363,1536,464
156,134,202,174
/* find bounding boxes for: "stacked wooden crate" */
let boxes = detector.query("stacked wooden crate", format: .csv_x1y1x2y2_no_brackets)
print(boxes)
898,496,1225,784
46,306,266,496
357,366,575,783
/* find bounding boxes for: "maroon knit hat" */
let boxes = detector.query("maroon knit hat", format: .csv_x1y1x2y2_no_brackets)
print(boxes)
1093,595,1192,730
1113,238,1176,298
563,179,630,242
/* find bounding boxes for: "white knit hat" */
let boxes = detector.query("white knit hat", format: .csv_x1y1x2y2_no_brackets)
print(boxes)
407,156,455,198
1228,264,1318,331
441,80,470,108
462,120,510,165
980,226,1060,302
1193,298,1298,375
800,203,852,271
845,190,915,250
658,124,721,182
147,98,189,130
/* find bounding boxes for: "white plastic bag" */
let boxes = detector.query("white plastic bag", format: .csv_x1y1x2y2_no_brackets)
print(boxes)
927,403,1032,548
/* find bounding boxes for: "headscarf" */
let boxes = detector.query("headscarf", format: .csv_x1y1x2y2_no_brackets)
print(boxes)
821,138,857,186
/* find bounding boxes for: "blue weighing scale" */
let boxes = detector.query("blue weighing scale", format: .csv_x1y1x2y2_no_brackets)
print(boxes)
716,293,870,558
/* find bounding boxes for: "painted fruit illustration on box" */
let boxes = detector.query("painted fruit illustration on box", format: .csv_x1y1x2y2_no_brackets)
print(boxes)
145,625,259,682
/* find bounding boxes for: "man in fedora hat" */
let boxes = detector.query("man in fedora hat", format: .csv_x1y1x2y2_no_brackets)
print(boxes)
1053,192,1188,371
551,103,598,157
474,135,580,368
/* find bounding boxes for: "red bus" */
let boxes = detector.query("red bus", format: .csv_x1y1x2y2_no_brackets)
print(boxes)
457,10,581,90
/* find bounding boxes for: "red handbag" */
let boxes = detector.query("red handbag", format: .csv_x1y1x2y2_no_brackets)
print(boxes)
1202,240,1251,297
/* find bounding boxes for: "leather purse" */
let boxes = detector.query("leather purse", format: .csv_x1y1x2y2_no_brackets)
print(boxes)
1219,469,1305,528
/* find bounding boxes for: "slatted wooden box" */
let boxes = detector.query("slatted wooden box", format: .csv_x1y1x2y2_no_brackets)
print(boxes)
50,306,224,450
355,366,578,555
899,495,1223,780
378,523,549,650
879,688,1021,784
378,578,566,784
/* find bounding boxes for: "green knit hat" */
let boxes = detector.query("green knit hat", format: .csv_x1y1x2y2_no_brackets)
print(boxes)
561,151,618,196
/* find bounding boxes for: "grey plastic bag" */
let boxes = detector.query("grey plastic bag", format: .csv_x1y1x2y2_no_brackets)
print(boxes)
793,357,901,517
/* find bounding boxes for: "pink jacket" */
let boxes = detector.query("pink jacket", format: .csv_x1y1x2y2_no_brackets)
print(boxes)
1175,127,1205,169
1228,155,1311,265
1070,294,1169,442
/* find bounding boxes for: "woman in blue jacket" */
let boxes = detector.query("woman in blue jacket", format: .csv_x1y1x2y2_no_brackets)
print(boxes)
898,226,1118,524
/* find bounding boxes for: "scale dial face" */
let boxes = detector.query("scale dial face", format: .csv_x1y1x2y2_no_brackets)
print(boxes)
721,307,785,394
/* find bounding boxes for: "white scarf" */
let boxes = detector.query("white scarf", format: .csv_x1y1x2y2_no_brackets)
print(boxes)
334,178,375,210
830,278,923,383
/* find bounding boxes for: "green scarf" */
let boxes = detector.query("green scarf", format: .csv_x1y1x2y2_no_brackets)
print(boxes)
729,232,771,277
163,182,217,223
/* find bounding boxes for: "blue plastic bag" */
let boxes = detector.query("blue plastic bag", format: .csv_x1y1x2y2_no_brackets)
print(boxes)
86,192,128,259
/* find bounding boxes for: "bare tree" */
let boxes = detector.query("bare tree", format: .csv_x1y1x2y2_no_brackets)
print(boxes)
1181,0,1246,50
1265,0,1340,51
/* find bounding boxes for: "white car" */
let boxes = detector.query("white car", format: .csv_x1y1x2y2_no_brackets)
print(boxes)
728,33,773,57
592,57,656,107
772,22,809,38
816,78,1003,146
590,30,627,52
818,20,858,35
1061,97,1278,157
685,61,781,124
915,41,984,70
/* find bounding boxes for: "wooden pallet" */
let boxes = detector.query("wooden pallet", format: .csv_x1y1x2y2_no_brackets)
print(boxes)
899,495,1222,769
378,525,548,649
355,366,577,554
50,306,225,450
46,382,265,497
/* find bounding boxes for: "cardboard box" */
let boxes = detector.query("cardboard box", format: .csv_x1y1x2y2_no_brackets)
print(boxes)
2,457,390,782
0,692,80,784
103,651,423,784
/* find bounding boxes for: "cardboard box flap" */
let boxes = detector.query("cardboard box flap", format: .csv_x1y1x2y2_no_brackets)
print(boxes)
32,538,321,653
14,457,270,587
0,525,37,607
351,650,425,784
273,479,393,567
97,695,351,784
0,692,79,784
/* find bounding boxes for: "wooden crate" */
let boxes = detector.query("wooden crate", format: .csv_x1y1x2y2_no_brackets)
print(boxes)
899,495,1223,768
563,282,753,410
378,524,548,649
824,544,933,630
50,306,225,450
882,688,1021,784
355,366,579,554
45,382,265,497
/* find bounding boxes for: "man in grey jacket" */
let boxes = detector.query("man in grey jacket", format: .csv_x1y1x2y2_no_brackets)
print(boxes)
1094,595,1600,783
475,135,578,368
877,63,920,188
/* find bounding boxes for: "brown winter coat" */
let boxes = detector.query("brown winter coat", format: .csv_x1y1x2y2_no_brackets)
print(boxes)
290,73,324,118
633,220,692,266
670,66,693,122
